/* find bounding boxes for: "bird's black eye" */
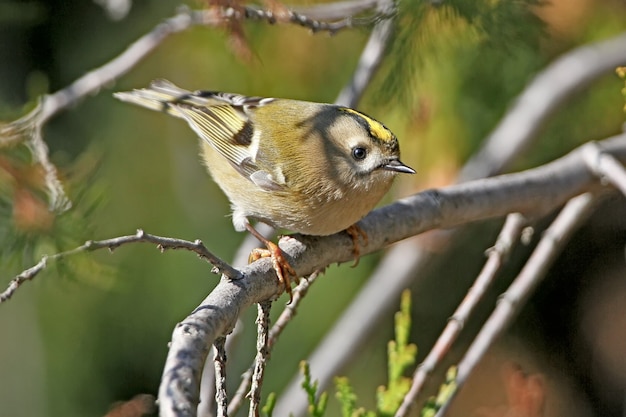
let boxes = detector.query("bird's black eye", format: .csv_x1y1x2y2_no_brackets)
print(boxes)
352,147,367,160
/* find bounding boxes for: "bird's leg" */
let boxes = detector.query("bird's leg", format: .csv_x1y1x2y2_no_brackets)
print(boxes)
246,224,297,303
345,224,368,267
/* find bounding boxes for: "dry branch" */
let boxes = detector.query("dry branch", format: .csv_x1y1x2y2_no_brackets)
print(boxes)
0,229,239,304
434,192,599,416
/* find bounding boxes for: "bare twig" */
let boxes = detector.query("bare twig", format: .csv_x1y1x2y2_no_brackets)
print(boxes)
213,337,228,417
394,213,528,417
1,105,71,211
229,369,253,417
199,321,244,417
1,229,240,304
335,0,396,107
242,4,382,34
197,224,275,416
290,0,380,20
159,270,281,417
435,193,599,417
227,272,320,416
268,272,318,344
249,300,273,417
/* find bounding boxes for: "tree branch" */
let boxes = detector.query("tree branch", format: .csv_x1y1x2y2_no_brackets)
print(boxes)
582,141,626,197
227,271,321,416
213,337,228,417
459,31,626,181
0,229,240,304
435,192,599,416
158,133,626,417
248,300,272,417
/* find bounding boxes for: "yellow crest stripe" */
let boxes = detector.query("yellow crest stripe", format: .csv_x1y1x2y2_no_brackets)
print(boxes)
341,108,394,143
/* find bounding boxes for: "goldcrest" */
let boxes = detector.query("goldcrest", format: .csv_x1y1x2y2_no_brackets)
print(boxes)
114,80,414,298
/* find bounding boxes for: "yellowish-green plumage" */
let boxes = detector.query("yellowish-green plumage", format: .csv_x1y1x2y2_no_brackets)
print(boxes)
114,79,414,237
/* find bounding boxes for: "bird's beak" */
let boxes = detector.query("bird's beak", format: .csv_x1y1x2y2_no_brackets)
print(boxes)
382,159,416,174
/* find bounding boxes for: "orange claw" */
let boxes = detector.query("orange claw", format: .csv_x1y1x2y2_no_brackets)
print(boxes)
246,225,297,303
345,224,368,267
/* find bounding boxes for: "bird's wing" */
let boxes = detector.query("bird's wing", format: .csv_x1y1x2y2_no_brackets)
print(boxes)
114,79,282,190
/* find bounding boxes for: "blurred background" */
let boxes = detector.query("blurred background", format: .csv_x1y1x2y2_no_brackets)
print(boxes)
1,0,626,416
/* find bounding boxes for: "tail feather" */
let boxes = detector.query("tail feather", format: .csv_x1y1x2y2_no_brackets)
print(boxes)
113,79,198,118
114,80,273,118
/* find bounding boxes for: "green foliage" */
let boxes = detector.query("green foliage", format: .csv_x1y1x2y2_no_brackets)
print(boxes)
379,0,545,107
376,290,417,416
300,361,329,417
420,366,458,417
335,377,374,417
262,392,277,417
300,291,418,416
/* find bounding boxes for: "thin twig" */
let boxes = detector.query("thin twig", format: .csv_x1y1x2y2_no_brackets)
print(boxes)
249,300,273,417
200,224,275,416
227,272,320,416
199,320,244,417
435,193,599,416
1,229,240,304
268,272,318,344
394,213,528,417
213,337,229,417
229,367,254,417
335,0,396,107
242,4,380,34
28,120,72,211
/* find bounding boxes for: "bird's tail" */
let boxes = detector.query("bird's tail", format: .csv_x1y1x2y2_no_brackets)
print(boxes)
113,79,195,118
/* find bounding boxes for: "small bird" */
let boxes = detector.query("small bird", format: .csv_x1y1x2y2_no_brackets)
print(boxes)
114,80,415,301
